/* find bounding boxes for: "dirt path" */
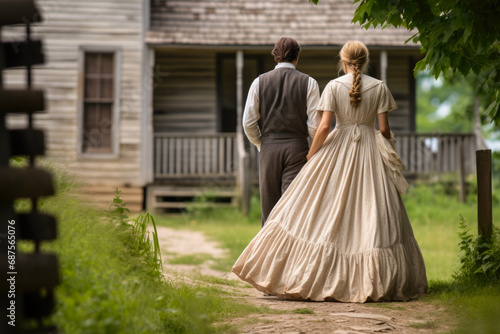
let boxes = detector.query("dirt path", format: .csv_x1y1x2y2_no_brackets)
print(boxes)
157,226,455,333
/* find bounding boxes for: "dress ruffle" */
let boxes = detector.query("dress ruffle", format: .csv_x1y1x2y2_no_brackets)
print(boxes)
232,220,427,303
375,130,410,195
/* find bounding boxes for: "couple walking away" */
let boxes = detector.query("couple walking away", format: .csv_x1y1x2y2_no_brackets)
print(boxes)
232,37,428,303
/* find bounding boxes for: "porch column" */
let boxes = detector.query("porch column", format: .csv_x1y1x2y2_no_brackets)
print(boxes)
236,50,251,216
380,50,388,83
236,50,244,130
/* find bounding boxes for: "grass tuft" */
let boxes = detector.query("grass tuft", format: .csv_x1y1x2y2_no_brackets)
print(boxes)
408,320,437,329
292,308,315,314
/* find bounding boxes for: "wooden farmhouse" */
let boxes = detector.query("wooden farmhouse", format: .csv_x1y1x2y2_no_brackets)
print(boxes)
2,0,476,212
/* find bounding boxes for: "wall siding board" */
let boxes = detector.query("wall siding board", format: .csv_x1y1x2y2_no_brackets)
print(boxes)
3,0,146,189
152,48,415,135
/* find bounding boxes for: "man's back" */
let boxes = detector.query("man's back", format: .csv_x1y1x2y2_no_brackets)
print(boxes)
258,67,310,138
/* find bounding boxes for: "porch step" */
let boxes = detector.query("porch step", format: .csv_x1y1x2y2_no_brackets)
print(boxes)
146,185,237,214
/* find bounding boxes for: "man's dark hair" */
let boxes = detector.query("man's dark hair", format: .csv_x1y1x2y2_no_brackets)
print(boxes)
271,37,301,63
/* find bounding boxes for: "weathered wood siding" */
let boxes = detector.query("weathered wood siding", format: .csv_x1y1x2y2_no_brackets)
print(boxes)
2,0,147,193
154,48,217,133
153,48,416,134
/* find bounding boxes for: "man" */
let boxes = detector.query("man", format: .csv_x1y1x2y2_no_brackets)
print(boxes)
243,37,321,226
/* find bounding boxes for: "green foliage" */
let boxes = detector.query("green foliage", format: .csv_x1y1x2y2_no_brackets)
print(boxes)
292,308,315,314
311,0,500,124
185,190,219,216
416,72,474,133
30,166,268,333
108,189,163,276
108,188,131,226
455,215,500,282
493,151,500,181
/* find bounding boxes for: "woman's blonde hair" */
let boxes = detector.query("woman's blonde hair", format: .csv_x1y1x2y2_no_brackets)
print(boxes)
339,41,370,107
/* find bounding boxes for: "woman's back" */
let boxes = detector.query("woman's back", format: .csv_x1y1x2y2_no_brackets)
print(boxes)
321,73,397,127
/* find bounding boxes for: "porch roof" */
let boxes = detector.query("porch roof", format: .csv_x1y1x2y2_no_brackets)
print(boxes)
147,0,419,49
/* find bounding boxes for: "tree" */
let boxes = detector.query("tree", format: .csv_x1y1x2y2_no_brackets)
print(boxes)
310,0,500,125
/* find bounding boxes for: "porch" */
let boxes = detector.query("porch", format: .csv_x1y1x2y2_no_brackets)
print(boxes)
146,132,476,212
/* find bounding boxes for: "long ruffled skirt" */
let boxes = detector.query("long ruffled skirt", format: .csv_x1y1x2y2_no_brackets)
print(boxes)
232,127,427,302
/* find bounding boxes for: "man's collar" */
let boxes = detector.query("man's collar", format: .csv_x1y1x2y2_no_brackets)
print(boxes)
275,62,296,69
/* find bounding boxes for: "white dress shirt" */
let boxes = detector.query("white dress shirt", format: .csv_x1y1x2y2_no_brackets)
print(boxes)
242,62,321,151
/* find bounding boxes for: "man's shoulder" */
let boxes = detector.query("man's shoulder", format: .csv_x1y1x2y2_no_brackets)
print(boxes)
260,68,310,79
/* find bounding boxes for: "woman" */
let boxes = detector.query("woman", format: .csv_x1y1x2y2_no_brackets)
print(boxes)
232,41,427,302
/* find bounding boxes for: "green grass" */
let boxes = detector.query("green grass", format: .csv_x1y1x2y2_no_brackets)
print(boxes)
195,274,253,288
155,178,500,333
408,320,437,329
13,162,272,334
292,308,315,314
167,253,215,265
404,179,500,281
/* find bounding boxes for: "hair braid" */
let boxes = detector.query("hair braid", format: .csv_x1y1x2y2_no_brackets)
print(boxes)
350,64,362,107
339,41,370,108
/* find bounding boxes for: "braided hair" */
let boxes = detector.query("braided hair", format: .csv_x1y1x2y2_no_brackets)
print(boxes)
339,41,370,107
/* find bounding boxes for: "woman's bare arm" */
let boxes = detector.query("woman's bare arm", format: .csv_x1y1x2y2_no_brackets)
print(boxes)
306,111,334,161
377,112,391,139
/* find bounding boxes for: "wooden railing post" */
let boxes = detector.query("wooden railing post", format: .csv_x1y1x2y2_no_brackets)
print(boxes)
476,149,492,240
458,138,466,203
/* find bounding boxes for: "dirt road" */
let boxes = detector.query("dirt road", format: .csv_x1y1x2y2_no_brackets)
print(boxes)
156,226,455,334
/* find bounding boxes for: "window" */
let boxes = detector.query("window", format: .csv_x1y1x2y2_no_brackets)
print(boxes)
79,48,121,157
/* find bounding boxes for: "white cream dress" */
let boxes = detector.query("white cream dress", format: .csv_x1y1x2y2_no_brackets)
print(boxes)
232,74,428,302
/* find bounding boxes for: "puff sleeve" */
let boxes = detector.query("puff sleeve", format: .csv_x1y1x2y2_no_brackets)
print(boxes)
376,82,398,114
317,81,337,113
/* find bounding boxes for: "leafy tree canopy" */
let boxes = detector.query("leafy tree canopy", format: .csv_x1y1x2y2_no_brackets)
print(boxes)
310,0,500,125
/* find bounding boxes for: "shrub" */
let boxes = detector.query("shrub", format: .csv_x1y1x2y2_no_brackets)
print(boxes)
454,215,500,282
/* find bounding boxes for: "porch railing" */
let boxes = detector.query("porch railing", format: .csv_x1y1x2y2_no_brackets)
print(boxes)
395,132,476,175
153,132,477,180
154,132,237,179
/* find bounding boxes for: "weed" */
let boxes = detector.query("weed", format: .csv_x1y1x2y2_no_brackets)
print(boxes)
108,189,164,275
454,215,500,282
108,188,131,226
292,308,315,314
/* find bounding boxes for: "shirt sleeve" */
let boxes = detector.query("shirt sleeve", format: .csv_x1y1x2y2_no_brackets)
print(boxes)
242,78,262,151
317,81,337,112
306,78,321,139
376,82,398,114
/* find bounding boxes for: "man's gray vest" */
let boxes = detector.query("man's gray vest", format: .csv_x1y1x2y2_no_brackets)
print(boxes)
258,67,309,139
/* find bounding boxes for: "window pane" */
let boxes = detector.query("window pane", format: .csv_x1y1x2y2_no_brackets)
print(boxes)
101,54,114,75
85,53,100,75
84,78,100,99
101,78,114,99
99,104,113,149
82,103,112,153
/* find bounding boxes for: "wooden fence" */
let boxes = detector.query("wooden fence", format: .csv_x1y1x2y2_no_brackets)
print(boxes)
395,132,476,175
153,132,476,180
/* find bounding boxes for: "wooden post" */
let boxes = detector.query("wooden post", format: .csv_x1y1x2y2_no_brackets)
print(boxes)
235,50,251,216
476,149,492,239
380,50,387,84
458,138,466,203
